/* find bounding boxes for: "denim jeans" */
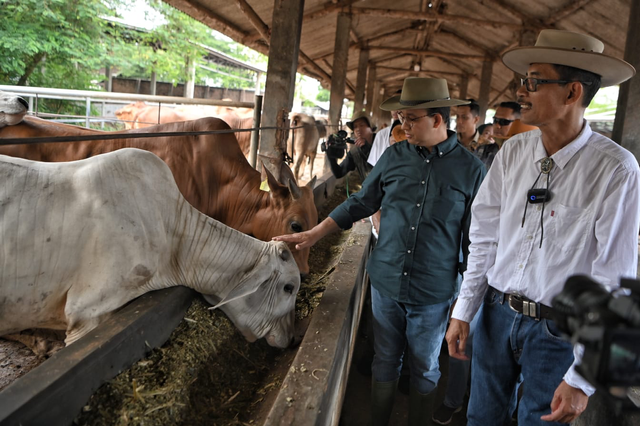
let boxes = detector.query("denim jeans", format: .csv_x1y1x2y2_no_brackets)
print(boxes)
467,287,574,426
443,310,480,409
370,285,451,394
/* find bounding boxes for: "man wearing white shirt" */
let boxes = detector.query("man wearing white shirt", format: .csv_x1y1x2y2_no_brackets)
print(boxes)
446,29,640,425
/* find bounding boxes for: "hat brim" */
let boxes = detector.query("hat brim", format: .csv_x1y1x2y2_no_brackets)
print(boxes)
379,96,469,111
502,47,635,87
346,116,372,130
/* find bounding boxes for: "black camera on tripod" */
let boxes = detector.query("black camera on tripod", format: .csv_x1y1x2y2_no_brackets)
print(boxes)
552,275,640,413
320,129,355,159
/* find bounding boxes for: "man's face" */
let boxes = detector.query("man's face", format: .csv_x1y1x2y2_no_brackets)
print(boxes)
351,118,372,140
492,106,518,137
456,105,479,135
399,108,439,147
517,63,571,128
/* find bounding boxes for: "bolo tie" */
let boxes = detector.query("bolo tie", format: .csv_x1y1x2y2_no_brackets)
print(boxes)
521,157,554,248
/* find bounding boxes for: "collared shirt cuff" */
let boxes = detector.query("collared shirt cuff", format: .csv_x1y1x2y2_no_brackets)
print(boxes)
563,344,596,397
451,297,479,323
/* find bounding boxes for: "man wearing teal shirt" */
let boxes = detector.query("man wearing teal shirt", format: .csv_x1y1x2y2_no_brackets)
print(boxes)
274,77,485,426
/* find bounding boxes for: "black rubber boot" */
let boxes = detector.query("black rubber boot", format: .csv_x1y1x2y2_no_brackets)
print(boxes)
371,378,398,426
408,385,437,426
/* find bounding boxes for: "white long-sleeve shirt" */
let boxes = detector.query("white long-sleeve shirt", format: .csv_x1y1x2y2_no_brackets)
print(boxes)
452,121,640,395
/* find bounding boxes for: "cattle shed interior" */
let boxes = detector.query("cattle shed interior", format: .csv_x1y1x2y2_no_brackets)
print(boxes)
162,0,632,106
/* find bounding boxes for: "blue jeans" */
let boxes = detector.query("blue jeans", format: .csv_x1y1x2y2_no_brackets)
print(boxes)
468,287,574,426
443,310,480,409
371,285,451,394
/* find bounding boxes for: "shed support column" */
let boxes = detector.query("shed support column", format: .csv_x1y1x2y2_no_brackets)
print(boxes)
260,0,305,180
459,73,469,100
185,58,195,99
478,57,493,124
613,0,640,159
150,71,157,96
353,48,369,114
328,12,352,129
364,64,377,117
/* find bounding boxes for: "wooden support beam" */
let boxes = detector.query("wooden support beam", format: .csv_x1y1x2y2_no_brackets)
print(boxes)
376,66,463,77
478,57,493,124
351,7,536,31
353,47,369,113
329,12,352,128
547,0,596,25
235,0,270,42
371,46,487,61
488,80,514,107
459,74,469,100
440,29,496,58
365,65,376,116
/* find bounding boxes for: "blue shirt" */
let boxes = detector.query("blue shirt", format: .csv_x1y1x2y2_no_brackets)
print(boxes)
329,131,486,304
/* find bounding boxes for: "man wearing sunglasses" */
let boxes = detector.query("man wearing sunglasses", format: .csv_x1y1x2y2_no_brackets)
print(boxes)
446,29,640,425
492,101,521,139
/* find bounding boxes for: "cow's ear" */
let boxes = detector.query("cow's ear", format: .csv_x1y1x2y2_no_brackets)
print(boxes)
261,162,289,198
209,264,271,310
306,176,317,189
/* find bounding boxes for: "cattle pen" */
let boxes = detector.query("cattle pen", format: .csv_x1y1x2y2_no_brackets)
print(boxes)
0,151,373,426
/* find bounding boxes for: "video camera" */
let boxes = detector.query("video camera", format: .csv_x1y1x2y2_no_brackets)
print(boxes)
320,129,355,159
552,275,640,413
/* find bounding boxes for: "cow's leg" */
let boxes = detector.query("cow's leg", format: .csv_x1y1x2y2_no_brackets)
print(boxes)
3,330,66,357
294,155,304,182
307,151,317,180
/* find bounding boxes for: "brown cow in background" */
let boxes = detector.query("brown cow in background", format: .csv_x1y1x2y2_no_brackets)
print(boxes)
287,113,325,182
115,102,254,156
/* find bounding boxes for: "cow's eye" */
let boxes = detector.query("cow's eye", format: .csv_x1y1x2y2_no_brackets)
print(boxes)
290,221,303,233
284,284,295,294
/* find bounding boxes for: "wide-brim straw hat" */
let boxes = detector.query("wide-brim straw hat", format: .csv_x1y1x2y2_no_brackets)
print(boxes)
379,78,469,111
346,111,373,130
502,29,635,87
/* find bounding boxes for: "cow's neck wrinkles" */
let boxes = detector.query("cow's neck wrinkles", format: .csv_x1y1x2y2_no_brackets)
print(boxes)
152,196,269,295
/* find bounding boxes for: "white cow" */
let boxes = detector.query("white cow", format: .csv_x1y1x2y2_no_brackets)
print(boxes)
0,91,28,128
0,148,300,348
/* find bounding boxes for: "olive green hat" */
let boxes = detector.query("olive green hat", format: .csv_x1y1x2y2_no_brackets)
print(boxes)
379,77,469,111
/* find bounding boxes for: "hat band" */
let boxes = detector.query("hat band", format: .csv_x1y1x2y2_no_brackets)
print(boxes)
399,97,450,106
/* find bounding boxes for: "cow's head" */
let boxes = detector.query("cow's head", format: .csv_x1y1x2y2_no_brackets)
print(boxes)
0,91,28,128
204,241,301,348
115,102,147,129
254,163,317,276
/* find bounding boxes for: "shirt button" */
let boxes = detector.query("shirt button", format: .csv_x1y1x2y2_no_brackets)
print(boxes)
527,235,533,240
403,272,408,276
411,226,415,230
439,152,443,157
426,159,430,163
416,203,420,207
536,206,542,211
421,180,426,185
407,250,411,253
518,264,523,269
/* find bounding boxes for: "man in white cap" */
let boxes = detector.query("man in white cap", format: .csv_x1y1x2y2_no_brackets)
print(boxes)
274,77,486,425
446,29,640,425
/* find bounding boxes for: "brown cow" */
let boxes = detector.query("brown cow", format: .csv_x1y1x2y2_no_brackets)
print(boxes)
116,103,254,157
287,113,325,182
0,116,317,274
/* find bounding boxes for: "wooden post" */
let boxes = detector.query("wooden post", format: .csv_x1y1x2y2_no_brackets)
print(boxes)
249,95,263,169
260,0,305,180
328,12,352,130
185,57,195,99
364,64,377,117
478,57,493,124
459,73,469,100
353,47,369,114
613,0,640,161
150,71,157,96
105,66,113,92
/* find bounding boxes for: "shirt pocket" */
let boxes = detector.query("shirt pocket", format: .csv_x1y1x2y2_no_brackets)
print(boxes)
431,185,467,222
547,204,592,253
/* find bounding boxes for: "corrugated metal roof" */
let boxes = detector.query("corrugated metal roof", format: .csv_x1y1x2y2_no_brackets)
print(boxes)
161,0,632,107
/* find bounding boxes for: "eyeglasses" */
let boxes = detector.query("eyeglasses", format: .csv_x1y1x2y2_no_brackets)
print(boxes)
397,112,434,128
520,77,593,92
493,117,514,126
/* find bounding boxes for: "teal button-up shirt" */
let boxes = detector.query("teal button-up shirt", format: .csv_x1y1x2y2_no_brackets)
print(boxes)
329,131,486,305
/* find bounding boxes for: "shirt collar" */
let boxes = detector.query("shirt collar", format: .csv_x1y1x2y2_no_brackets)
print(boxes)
426,130,459,157
533,120,592,171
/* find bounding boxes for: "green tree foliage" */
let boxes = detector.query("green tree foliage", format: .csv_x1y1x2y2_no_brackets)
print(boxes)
316,88,330,102
0,0,125,88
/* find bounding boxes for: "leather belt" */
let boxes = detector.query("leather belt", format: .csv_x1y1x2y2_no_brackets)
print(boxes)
507,293,557,321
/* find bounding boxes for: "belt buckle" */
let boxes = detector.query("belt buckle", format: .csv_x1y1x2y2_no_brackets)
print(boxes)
508,294,539,319
508,294,521,313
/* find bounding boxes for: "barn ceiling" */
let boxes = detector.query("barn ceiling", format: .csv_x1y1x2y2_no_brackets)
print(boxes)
161,0,631,107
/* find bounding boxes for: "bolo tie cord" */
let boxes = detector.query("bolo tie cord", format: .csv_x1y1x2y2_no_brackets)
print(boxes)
521,162,553,248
